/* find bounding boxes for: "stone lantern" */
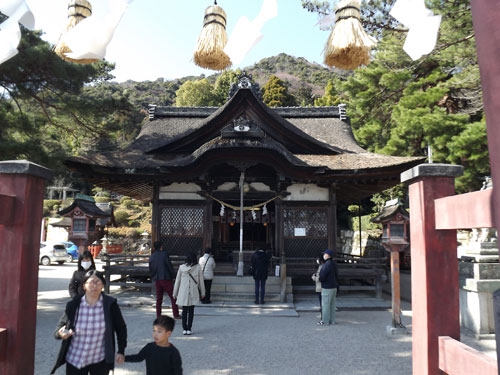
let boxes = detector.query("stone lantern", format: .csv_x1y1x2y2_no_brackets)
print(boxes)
372,199,409,333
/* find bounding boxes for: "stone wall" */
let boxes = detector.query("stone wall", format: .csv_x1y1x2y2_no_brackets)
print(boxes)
337,229,385,257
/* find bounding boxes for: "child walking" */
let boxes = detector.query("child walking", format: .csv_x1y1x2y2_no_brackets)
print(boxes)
125,315,182,375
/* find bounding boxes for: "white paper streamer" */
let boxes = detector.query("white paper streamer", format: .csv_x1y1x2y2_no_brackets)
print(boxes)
0,0,34,65
63,0,132,60
224,0,278,65
390,0,441,60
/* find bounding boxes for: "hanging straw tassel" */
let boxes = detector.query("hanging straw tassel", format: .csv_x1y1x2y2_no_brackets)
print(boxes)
53,0,98,64
323,0,376,70
193,2,231,70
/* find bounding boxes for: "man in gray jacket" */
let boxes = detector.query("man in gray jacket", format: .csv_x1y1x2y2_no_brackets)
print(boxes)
149,241,180,318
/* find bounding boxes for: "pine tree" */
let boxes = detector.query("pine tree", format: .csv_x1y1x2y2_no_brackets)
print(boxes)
261,75,296,107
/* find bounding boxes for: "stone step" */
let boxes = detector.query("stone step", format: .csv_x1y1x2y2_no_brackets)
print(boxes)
211,292,282,302
212,275,292,285
210,292,294,302
211,283,292,294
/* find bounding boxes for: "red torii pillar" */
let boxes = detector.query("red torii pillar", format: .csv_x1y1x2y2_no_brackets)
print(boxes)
0,160,53,375
401,164,463,375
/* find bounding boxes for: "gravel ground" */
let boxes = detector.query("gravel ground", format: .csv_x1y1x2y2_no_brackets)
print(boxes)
36,262,413,375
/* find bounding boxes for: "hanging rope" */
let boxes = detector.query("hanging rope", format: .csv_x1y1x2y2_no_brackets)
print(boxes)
205,193,280,211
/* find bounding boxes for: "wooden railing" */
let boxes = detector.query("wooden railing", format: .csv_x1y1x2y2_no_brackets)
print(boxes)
403,164,499,374
438,337,497,375
433,189,499,374
286,254,387,298
101,253,187,293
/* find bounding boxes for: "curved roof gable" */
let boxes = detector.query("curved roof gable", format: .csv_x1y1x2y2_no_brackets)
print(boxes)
139,88,348,155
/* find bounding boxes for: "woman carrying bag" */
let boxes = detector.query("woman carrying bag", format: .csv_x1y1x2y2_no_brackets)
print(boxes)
198,248,216,304
173,252,205,336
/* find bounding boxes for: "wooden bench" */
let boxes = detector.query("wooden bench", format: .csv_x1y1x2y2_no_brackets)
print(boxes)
101,254,186,293
286,254,387,298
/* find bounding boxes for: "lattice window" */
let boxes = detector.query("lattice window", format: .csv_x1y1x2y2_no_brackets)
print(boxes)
160,206,204,256
161,207,203,236
283,207,328,258
283,207,328,238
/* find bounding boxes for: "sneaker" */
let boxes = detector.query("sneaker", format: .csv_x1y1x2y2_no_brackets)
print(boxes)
317,321,331,326
254,300,259,304
183,330,187,335
186,330,192,335
260,300,265,304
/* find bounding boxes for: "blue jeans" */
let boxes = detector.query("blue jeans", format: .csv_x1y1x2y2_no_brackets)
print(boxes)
255,279,266,302
321,288,337,324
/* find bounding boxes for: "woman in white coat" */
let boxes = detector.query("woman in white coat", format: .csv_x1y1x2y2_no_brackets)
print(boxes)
199,248,216,304
173,252,205,335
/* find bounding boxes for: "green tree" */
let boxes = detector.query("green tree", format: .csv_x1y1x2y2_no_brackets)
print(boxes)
314,79,339,106
295,83,316,107
212,70,241,105
303,0,487,192
0,21,142,171
261,75,296,107
175,79,217,107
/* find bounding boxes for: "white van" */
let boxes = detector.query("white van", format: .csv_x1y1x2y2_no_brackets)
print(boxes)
39,242,67,265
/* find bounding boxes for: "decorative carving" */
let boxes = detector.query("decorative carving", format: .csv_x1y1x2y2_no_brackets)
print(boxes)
228,71,262,99
221,116,265,139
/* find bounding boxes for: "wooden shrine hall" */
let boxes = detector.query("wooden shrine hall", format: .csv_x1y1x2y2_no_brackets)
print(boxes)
64,75,421,273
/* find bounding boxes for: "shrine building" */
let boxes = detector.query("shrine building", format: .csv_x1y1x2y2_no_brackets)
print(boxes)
64,76,422,274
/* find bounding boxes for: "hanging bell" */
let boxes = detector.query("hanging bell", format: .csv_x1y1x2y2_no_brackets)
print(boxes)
53,0,98,64
193,1,232,70
323,0,376,70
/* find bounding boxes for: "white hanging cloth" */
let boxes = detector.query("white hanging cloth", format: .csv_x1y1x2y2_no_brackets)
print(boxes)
389,0,442,60
63,0,132,61
0,0,35,65
224,0,278,65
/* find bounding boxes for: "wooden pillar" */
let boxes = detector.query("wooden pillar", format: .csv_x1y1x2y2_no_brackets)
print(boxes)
401,164,463,375
203,197,213,250
327,184,337,251
151,181,160,246
0,160,53,375
470,1,500,256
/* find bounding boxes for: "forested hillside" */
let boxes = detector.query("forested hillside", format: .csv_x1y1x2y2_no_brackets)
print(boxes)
0,0,491,196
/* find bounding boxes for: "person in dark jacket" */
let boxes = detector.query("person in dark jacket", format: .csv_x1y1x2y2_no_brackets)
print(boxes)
251,249,270,304
149,242,180,318
68,250,96,299
51,270,127,374
318,249,339,326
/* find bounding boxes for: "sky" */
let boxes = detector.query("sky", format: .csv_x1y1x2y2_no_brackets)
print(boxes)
26,0,330,83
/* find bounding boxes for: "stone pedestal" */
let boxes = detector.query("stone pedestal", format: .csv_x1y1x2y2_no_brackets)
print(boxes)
459,244,500,338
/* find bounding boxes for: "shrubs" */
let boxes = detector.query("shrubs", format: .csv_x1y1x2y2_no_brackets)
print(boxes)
114,210,130,226
44,200,62,212
95,197,111,203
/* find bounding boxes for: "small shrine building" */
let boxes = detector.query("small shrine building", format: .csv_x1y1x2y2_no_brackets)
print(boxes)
64,77,422,272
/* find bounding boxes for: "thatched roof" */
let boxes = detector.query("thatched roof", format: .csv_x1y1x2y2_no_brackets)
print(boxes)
65,86,424,202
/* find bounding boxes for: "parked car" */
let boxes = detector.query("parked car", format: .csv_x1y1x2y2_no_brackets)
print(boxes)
39,242,67,266
62,241,79,262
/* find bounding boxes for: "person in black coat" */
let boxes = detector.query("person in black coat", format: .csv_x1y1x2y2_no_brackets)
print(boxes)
251,249,270,304
51,270,127,374
68,250,96,299
318,249,339,325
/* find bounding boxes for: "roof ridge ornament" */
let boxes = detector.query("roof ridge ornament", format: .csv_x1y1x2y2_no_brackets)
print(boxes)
228,71,261,99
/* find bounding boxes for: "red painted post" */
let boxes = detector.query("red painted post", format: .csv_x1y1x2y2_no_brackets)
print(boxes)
470,1,500,241
401,163,463,375
0,160,53,375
